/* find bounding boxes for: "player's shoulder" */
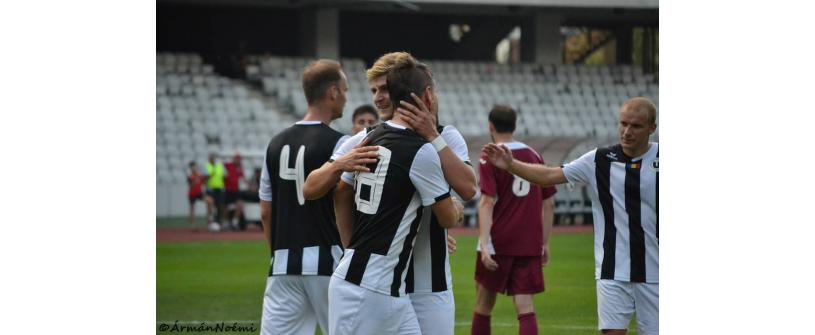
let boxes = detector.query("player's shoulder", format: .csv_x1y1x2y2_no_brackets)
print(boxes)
269,123,297,140
299,122,344,140
386,123,426,144
594,144,623,162
340,128,369,146
413,142,439,162
439,124,460,135
362,122,389,139
504,141,531,151
505,141,540,158
265,128,287,149
440,124,465,140
598,143,623,152
322,123,346,138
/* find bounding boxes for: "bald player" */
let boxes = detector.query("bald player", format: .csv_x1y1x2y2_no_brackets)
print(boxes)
482,97,659,335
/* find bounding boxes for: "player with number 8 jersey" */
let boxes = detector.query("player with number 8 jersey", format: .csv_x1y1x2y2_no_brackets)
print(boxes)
328,55,463,335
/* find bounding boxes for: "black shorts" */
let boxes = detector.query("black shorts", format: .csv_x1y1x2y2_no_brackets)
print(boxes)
206,189,225,204
239,190,260,203
225,191,241,205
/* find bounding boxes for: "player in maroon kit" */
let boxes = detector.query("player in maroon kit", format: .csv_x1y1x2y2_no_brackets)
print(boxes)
471,105,557,335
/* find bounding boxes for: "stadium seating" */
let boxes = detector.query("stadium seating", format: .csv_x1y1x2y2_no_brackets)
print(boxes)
157,53,299,181
157,53,301,216
251,56,658,138
252,56,370,134
158,53,659,219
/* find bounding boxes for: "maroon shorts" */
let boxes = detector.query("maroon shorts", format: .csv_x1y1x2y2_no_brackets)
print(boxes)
474,252,544,295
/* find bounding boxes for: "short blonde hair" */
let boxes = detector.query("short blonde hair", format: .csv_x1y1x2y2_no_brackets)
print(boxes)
366,52,416,82
621,97,658,124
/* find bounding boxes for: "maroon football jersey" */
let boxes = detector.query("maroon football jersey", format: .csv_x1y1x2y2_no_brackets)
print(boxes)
479,142,557,256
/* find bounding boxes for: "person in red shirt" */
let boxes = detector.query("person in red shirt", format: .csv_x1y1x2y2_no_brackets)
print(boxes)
187,161,214,230
224,153,247,230
471,105,557,335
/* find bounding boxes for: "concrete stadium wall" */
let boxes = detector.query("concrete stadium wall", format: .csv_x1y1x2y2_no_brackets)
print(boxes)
157,183,208,217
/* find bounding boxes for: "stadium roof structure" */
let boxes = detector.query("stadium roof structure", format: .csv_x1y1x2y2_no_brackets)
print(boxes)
160,0,657,10
388,0,657,9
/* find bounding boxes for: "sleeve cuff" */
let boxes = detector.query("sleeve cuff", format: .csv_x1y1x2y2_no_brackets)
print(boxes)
423,192,450,206
340,173,355,186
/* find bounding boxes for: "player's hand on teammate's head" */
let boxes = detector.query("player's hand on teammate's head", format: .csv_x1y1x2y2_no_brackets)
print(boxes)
334,140,379,173
482,143,514,170
397,93,439,141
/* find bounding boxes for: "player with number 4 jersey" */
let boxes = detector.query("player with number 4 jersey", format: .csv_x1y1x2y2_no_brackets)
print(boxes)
258,59,351,335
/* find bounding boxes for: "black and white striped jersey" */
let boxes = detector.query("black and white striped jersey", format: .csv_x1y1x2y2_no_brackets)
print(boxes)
333,121,451,297
260,121,349,276
405,125,470,294
562,142,659,283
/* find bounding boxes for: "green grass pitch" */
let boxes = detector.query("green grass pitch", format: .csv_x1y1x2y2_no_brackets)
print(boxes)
157,233,637,334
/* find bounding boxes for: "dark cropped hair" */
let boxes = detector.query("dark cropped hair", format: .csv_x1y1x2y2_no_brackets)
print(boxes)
489,104,517,133
301,59,343,104
386,58,432,110
352,104,378,121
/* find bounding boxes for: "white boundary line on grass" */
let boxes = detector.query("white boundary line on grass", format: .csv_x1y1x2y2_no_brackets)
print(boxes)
157,320,596,330
157,320,258,324
455,321,595,330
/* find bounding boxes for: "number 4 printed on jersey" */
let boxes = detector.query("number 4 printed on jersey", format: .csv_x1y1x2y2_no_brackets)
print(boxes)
279,144,306,205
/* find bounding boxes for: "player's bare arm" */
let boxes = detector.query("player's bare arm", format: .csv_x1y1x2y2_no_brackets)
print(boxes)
444,197,465,253
482,143,568,188
333,181,356,248
432,197,464,229
302,139,378,200
447,198,464,254
477,195,498,271
399,93,478,201
260,200,273,251
541,196,555,267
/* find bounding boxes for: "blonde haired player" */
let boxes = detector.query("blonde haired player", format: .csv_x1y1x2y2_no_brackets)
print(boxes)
305,52,476,334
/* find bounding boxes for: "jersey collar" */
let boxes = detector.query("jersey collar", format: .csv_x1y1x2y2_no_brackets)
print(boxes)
384,120,407,130
496,142,528,150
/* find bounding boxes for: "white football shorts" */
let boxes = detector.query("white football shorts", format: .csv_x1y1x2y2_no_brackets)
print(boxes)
261,275,329,335
409,290,455,335
328,275,421,335
597,279,659,335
